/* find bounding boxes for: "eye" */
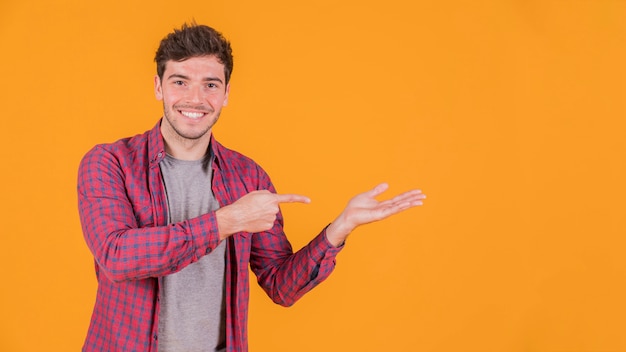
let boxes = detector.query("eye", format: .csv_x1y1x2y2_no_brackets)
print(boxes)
173,81,184,86
207,83,218,88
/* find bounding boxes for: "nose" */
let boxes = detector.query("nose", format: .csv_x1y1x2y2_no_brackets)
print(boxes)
186,84,203,104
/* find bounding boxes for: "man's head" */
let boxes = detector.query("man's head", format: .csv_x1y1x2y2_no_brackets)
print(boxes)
154,24,233,157
154,23,234,84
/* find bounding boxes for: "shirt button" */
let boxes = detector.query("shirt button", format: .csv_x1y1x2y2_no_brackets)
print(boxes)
157,152,163,158
206,248,211,254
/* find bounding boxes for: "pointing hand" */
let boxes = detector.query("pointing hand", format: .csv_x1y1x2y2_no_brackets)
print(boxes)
217,190,310,238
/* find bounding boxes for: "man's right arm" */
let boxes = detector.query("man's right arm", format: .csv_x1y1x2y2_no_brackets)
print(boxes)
77,146,221,283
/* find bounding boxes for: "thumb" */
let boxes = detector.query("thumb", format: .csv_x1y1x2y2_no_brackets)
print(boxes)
365,183,389,198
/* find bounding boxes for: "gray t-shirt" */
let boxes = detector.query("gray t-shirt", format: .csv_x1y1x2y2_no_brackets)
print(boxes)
158,153,226,352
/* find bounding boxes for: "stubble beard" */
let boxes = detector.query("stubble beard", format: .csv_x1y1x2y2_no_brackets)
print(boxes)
163,103,220,141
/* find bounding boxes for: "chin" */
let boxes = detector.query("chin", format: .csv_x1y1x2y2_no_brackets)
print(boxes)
179,130,210,140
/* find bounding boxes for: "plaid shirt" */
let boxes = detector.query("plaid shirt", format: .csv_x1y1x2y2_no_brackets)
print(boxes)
78,121,342,352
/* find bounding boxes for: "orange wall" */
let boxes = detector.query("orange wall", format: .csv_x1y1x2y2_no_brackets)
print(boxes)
1,1,625,351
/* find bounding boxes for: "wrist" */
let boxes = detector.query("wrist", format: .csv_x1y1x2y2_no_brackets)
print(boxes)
215,205,239,240
325,215,354,247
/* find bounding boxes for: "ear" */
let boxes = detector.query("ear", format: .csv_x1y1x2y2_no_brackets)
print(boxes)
154,75,163,100
223,83,230,106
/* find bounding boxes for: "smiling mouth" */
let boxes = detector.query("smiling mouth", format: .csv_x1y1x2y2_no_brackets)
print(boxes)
179,110,207,119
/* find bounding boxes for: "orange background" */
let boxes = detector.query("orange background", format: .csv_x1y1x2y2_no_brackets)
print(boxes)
1,1,625,351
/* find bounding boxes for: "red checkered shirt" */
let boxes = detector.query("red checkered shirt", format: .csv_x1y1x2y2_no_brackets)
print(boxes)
78,121,342,352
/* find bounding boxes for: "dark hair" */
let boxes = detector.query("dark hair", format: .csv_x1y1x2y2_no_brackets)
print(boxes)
154,23,234,84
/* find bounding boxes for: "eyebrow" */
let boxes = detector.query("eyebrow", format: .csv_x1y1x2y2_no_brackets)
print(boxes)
167,74,224,84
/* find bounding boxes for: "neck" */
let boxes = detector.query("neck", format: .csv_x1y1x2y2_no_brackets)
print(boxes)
161,128,212,161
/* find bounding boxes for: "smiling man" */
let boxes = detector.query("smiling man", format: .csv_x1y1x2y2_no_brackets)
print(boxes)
77,23,426,352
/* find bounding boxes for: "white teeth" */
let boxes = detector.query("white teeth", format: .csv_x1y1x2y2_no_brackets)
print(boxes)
180,111,205,119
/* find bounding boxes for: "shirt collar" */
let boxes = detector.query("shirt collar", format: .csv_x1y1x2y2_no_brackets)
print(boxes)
148,118,224,170
148,120,166,167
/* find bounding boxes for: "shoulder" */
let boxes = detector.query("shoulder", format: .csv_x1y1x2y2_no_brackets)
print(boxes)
212,139,272,188
213,138,263,170
79,129,152,174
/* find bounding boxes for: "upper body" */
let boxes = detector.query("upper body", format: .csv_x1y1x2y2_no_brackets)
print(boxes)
78,121,343,351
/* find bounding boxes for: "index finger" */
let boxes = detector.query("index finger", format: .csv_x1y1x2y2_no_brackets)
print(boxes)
273,193,311,204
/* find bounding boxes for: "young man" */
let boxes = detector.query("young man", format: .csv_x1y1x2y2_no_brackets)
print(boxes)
78,23,425,352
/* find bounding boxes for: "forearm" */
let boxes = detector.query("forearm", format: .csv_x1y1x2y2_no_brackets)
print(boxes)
252,225,343,306
80,204,222,282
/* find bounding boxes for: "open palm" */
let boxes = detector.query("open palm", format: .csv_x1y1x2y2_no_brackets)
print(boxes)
326,183,426,246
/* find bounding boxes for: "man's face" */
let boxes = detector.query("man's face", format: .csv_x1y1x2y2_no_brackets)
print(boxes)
155,55,229,144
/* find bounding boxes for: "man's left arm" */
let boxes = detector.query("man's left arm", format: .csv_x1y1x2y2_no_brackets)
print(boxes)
249,182,426,307
249,216,341,307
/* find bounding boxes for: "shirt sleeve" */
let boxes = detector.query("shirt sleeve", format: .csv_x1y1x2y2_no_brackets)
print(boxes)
77,145,221,283
248,169,344,307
